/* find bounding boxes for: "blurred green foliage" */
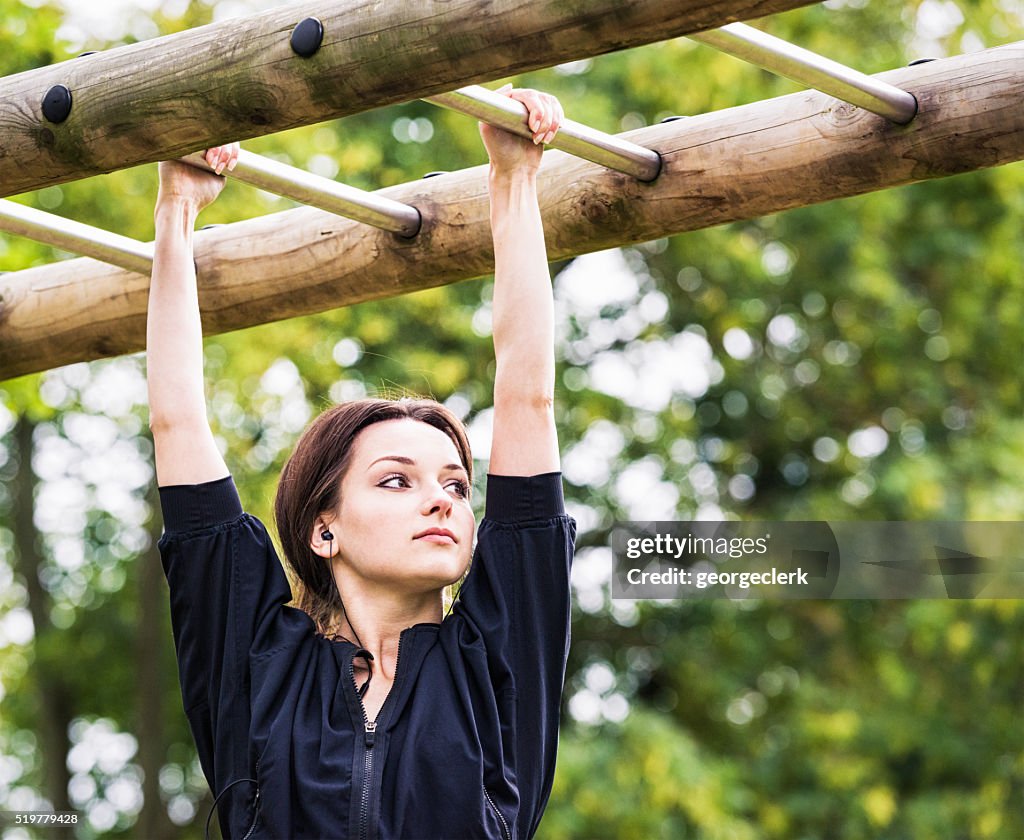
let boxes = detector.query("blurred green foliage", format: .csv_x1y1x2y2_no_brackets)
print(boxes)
1,0,1022,837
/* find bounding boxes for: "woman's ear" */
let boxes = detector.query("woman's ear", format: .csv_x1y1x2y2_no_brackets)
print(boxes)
310,516,336,558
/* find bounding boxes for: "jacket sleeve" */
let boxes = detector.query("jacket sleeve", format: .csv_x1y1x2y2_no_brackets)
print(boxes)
451,472,576,839
157,475,295,827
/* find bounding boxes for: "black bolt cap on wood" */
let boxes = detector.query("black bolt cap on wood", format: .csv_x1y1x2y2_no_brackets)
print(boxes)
291,17,324,57
42,85,73,124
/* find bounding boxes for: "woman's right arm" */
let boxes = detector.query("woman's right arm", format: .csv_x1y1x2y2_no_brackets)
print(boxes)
147,146,238,487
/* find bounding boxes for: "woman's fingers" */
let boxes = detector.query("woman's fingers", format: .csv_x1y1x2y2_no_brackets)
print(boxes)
546,98,564,145
202,143,240,175
528,95,550,144
540,97,559,145
507,88,562,144
532,99,548,140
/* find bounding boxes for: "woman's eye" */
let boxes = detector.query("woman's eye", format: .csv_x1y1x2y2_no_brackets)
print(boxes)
379,474,409,489
447,480,470,498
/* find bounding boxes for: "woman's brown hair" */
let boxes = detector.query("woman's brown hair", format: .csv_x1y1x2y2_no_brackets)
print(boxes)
274,398,473,637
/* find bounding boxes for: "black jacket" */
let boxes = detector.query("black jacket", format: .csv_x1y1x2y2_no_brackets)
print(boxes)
159,472,575,839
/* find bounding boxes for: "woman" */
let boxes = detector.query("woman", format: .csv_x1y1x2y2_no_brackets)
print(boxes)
149,88,575,840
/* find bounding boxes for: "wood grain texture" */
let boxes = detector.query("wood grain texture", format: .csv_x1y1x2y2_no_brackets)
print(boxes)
0,0,817,198
3,42,1023,380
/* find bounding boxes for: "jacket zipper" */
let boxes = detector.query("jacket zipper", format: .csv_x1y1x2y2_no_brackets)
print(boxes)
241,772,260,840
483,787,512,840
355,634,404,840
358,718,375,840
239,754,262,840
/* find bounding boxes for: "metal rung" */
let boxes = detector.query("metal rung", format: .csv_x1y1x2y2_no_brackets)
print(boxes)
0,199,153,274
691,22,918,124
184,149,422,237
425,85,662,182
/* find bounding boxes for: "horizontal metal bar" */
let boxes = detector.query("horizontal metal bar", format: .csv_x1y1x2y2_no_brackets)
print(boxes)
425,85,662,182
184,150,422,237
690,23,918,124
0,199,153,274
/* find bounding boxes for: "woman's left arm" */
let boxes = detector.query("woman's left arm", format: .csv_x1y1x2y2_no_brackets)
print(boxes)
482,88,564,476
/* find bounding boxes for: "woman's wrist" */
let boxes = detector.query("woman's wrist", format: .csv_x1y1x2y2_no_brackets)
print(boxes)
488,165,539,188
154,193,201,223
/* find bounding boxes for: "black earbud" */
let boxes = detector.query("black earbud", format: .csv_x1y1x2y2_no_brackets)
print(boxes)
321,530,334,541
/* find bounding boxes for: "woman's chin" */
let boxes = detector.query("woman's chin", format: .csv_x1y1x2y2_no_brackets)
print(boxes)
385,564,467,595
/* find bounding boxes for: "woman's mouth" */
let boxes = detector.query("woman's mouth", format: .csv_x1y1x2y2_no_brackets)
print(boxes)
414,528,457,544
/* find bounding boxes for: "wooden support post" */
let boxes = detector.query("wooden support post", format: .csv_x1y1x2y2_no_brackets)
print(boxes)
0,0,816,198
2,43,1023,380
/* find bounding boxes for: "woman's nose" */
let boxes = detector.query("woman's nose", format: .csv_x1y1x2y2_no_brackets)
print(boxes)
420,484,453,516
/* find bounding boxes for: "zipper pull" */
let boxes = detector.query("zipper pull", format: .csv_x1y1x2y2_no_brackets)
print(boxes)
364,721,376,748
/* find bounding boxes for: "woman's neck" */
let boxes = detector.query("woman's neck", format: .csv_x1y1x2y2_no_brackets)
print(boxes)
330,578,443,681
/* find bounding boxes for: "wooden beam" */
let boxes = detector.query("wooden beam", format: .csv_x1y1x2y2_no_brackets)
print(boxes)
0,0,816,198
3,43,1023,380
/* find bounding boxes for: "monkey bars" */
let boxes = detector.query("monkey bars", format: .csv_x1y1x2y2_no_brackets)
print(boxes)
4,42,1023,380
1,0,1022,380
0,82,667,259
0,4,924,271
690,23,919,124
425,86,663,181
0,200,153,274
183,150,423,237
0,0,820,198
0,92,664,258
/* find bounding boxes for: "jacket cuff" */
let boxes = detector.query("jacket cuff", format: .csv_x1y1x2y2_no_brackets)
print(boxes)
484,472,565,523
158,475,243,535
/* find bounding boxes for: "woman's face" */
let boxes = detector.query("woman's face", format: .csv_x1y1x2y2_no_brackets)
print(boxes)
329,418,475,594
